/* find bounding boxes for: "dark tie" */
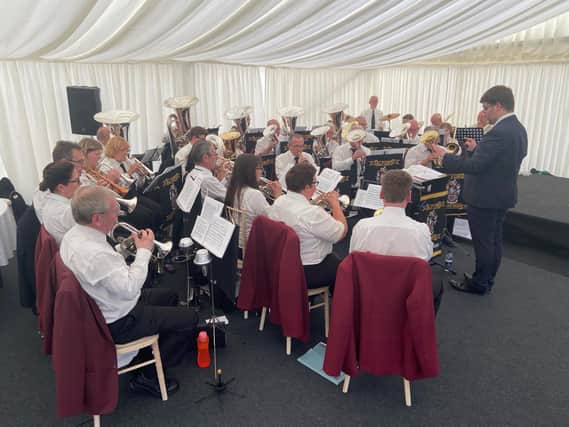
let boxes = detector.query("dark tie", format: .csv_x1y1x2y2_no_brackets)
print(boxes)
370,110,375,130
120,163,127,173
294,156,299,164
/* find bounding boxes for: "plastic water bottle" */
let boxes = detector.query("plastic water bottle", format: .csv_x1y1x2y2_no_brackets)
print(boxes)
444,252,454,271
197,331,211,368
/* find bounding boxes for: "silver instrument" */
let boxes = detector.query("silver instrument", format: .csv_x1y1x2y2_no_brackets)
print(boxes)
324,103,348,142
116,196,137,214
93,110,140,142
278,106,304,136
110,222,172,259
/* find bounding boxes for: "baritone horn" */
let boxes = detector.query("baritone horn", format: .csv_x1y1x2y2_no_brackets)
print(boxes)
111,222,172,259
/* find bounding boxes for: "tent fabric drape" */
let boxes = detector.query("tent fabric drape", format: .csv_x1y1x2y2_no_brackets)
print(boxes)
1,0,568,68
0,61,263,199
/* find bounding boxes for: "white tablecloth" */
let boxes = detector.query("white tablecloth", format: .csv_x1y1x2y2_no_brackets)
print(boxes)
0,199,17,266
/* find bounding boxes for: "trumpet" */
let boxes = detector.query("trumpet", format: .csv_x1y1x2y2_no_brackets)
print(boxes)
132,158,155,179
85,168,130,197
110,222,172,259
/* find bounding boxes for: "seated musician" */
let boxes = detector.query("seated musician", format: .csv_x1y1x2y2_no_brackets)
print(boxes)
60,185,198,398
34,141,85,221
349,170,443,313
78,138,122,186
255,119,281,156
430,113,443,128
355,116,380,143
404,126,439,168
174,126,207,173
96,126,111,146
476,110,493,135
267,163,347,292
275,134,316,188
332,129,371,181
184,140,229,202
225,154,282,249
402,113,415,123
402,119,421,143
440,122,458,148
36,161,80,245
324,122,340,156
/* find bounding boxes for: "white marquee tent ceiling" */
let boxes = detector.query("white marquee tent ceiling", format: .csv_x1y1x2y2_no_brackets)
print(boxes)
1,0,569,68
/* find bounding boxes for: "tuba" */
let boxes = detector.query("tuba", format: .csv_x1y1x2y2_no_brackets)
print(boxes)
220,130,242,160
324,103,348,142
164,96,199,155
224,106,252,136
278,106,304,136
310,125,331,159
94,110,140,142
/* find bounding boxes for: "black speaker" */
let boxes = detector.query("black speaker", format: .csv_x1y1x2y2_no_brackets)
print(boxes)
66,86,102,135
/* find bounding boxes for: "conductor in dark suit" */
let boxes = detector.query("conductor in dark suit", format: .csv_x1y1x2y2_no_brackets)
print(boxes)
431,85,527,295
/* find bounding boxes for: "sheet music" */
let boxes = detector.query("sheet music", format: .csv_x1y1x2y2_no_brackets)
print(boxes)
191,214,236,259
316,168,342,193
201,196,224,221
405,165,446,182
176,175,202,213
452,218,472,240
353,185,384,210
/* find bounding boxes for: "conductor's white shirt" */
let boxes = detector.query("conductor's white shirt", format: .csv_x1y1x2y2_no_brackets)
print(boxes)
349,207,433,261
267,191,344,265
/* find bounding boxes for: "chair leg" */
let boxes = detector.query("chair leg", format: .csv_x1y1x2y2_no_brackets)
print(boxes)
342,375,351,393
403,378,411,406
243,310,248,320
259,307,267,331
324,290,330,338
286,336,291,355
93,415,101,427
151,340,168,401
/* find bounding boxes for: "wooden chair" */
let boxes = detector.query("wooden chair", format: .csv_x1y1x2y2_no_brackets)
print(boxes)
259,285,330,355
225,205,250,319
93,335,168,426
342,375,412,406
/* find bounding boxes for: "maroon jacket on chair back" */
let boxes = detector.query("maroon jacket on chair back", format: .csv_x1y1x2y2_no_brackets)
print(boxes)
34,224,59,354
237,216,310,342
323,252,439,381
51,254,118,418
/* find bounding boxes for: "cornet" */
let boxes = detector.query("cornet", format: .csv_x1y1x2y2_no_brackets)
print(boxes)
110,222,172,259
132,158,155,179
116,196,137,214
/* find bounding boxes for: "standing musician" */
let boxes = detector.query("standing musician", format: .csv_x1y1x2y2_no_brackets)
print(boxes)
174,126,207,173
36,161,80,246
332,128,371,189
360,95,384,130
60,185,198,398
225,154,282,249
183,140,229,202
404,126,439,168
267,163,347,293
255,119,281,156
275,134,316,188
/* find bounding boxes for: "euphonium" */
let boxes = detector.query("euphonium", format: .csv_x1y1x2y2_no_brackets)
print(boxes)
110,222,172,259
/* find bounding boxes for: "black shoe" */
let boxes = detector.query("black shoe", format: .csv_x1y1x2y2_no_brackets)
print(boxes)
129,372,179,398
449,279,488,295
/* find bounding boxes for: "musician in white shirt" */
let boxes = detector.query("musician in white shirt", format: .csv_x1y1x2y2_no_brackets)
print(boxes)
332,129,371,187
174,126,207,173
355,116,380,143
275,134,316,187
359,95,384,130
60,185,198,397
404,126,439,168
349,170,442,312
96,126,111,146
184,140,228,202
267,163,347,292
225,154,281,250
255,119,281,156
37,161,80,245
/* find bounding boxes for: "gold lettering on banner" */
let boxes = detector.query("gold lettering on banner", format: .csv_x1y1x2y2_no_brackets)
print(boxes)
447,173,465,179
161,173,181,188
421,201,446,212
448,202,465,210
368,159,401,167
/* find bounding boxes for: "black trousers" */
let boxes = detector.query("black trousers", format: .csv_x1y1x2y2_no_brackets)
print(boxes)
108,288,199,378
303,253,341,294
467,206,508,290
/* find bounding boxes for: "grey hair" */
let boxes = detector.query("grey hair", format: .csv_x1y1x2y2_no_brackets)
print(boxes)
71,185,115,225
190,140,214,165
